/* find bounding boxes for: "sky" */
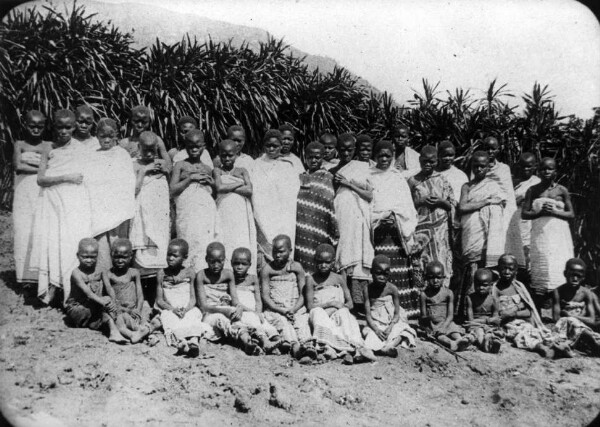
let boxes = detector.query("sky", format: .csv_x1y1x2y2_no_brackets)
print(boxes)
102,0,600,118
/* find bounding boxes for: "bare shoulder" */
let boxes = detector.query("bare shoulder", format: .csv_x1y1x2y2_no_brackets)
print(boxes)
71,267,83,279
290,261,305,274
247,274,260,286
129,268,140,279
384,282,399,297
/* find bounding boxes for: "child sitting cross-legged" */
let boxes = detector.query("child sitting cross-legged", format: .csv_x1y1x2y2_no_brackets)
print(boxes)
362,255,417,357
464,268,504,353
155,239,211,357
64,238,126,344
420,261,471,352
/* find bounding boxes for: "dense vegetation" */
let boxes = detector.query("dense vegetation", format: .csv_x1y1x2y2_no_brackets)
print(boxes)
0,3,598,277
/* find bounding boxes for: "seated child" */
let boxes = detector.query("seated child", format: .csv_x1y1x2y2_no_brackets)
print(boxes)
107,238,157,344
229,247,280,353
465,268,503,353
552,258,600,357
195,242,260,355
420,261,470,351
64,238,126,343
260,235,312,358
362,255,416,357
155,239,211,357
306,244,373,362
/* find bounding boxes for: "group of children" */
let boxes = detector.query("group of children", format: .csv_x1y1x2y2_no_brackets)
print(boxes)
11,104,600,363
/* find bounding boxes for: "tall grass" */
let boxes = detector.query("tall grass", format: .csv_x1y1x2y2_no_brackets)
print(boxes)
1,2,598,278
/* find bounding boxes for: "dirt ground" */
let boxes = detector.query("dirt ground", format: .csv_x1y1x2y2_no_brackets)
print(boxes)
0,212,599,427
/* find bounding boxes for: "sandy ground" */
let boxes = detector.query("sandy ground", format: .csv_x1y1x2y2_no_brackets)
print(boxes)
0,211,599,427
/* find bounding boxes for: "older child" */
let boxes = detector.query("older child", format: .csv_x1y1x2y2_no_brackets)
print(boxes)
119,105,171,168
212,125,254,172
260,235,312,358
523,157,574,308
420,261,471,351
30,109,91,304
170,130,216,271
465,268,503,353
13,110,52,284
155,239,211,356
319,133,339,170
230,247,280,353
195,242,260,355
391,127,420,178
363,255,416,356
294,142,339,275
64,238,126,343
513,153,541,270
408,145,455,287
279,124,305,175
214,139,256,274
130,131,170,276
370,140,419,318
355,134,375,166
108,238,156,344
73,105,99,150
306,244,371,359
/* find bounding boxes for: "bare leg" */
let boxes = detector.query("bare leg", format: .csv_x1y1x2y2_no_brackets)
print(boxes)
436,335,456,351
103,313,127,344
239,331,260,356
115,315,135,342
130,325,150,344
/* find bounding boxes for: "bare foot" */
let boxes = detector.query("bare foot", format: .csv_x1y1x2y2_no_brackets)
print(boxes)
380,347,399,358
108,331,128,344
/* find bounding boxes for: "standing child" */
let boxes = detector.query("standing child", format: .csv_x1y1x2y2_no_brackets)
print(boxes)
522,157,574,310
170,130,216,271
171,116,213,168
319,133,339,170
213,125,255,172
108,238,156,344
420,261,471,351
130,131,171,276
355,134,375,166
294,142,339,275
13,110,52,284
279,124,305,175
465,268,503,353
260,235,312,358
513,153,541,271
73,105,99,150
391,127,420,178
155,239,211,357
64,238,126,343
195,242,260,355
363,255,417,357
214,139,256,274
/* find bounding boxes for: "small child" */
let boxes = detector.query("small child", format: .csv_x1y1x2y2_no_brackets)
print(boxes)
195,242,260,355
362,255,416,357
355,134,375,166
13,110,52,284
108,238,156,344
465,268,503,353
129,131,171,276
420,261,470,351
260,235,312,358
170,130,216,271
230,247,280,353
64,238,126,343
319,133,339,170
155,239,211,357
278,124,305,175
73,105,99,150
119,105,172,167
513,153,541,270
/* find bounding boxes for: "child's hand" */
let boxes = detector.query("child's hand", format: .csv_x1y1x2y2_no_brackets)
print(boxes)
334,173,349,187
285,310,295,322
488,316,501,326
176,307,186,318
425,195,440,208
68,173,84,184
375,328,387,341
383,325,394,337
230,305,244,321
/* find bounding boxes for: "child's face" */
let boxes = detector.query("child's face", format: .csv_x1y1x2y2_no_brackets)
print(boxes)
219,144,238,169
206,249,225,274
26,115,45,139
305,148,323,172
77,245,98,270
185,137,205,160
498,258,517,282
519,157,536,179
264,137,282,159
484,139,499,161
97,127,116,150
232,253,251,278
420,153,438,174
178,122,196,141
75,111,94,137
281,131,294,155
564,264,585,287
393,129,409,151
315,251,334,275
425,266,445,289
438,147,455,170
140,142,158,162
131,114,150,135
322,139,337,161
474,276,493,295
338,140,355,163
471,156,489,180
375,148,393,170
166,245,186,269
230,130,246,152
371,262,390,285
112,246,132,270
539,159,556,182
272,239,291,266
358,142,372,162
54,117,75,144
